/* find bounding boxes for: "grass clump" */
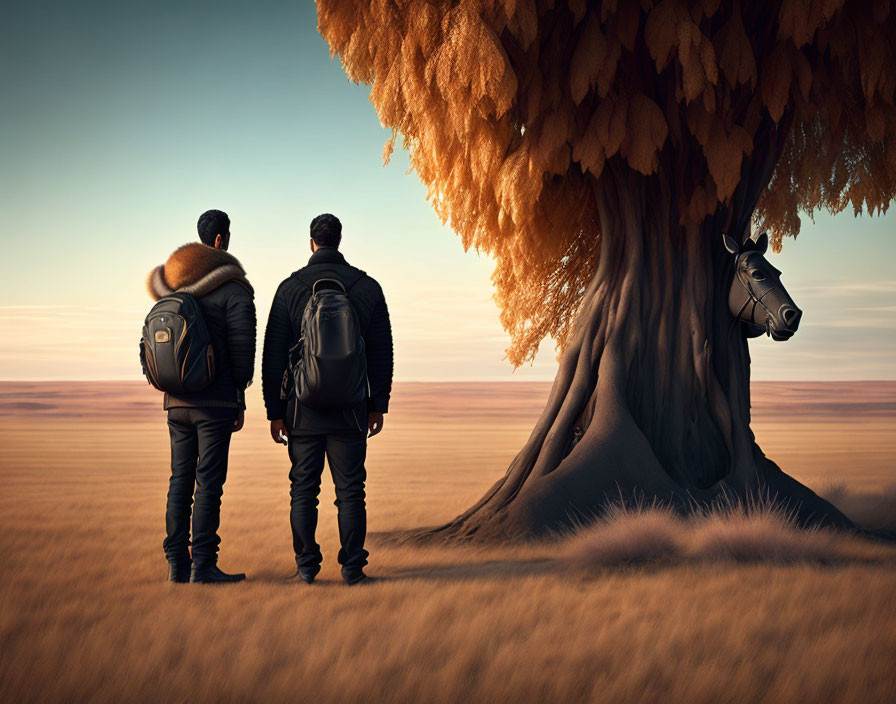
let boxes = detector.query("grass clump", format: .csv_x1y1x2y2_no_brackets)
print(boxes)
563,504,686,567
564,498,868,569
690,504,848,563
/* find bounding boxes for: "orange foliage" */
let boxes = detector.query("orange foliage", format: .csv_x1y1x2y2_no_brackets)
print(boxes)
318,0,896,364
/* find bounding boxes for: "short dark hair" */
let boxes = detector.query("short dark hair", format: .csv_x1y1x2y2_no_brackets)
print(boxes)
197,209,230,246
310,213,342,248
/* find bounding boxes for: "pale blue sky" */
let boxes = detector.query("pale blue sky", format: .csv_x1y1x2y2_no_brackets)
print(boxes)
0,0,893,380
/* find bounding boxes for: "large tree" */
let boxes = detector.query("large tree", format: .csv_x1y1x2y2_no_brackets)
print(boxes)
318,0,896,539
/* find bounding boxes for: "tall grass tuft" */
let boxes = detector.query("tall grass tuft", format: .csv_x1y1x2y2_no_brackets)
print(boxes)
562,504,686,567
690,503,848,563
564,498,864,569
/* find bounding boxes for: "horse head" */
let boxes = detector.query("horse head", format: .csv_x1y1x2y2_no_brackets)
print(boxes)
723,232,802,341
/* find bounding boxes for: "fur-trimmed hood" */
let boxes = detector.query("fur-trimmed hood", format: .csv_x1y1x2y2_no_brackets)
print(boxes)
147,243,254,301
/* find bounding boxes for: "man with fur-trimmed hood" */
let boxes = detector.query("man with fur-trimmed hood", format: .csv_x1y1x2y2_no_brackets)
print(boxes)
147,209,256,583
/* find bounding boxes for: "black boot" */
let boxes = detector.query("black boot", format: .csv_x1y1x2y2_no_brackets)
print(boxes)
190,564,246,583
168,558,192,583
342,568,372,586
287,565,320,585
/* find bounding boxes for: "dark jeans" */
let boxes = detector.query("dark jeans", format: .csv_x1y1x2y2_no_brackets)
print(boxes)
164,406,237,568
287,431,369,574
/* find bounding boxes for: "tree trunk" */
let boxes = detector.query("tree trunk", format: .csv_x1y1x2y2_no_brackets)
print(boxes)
416,148,853,542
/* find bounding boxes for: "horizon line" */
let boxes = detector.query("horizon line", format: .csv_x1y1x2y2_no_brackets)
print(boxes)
1,378,895,384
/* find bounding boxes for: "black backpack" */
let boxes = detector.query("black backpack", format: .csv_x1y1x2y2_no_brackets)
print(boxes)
140,293,215,394
287,275,367,409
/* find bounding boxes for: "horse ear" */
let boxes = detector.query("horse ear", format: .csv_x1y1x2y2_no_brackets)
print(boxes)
722,233,740,255
753,232,769,255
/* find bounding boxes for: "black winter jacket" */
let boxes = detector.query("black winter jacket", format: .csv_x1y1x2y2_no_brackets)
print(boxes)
146,243,256,409
262,248,393,433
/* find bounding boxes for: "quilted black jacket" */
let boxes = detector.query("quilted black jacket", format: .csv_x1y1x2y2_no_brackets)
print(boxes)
262,248,393,432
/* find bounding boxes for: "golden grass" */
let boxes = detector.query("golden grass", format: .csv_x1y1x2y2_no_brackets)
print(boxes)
563,502,889,568
1,381,895,703
562,504,687,565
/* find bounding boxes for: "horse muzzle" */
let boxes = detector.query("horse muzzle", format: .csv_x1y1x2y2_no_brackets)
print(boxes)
769,304,802,341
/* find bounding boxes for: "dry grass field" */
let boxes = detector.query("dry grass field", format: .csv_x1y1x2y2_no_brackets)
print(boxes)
1,381,895,703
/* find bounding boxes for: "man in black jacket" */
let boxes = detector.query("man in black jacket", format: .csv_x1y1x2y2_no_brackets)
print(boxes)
147,209,256,584
262,213,393,586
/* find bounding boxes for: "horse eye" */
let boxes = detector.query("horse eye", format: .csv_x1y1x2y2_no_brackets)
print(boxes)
750,270,766,281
